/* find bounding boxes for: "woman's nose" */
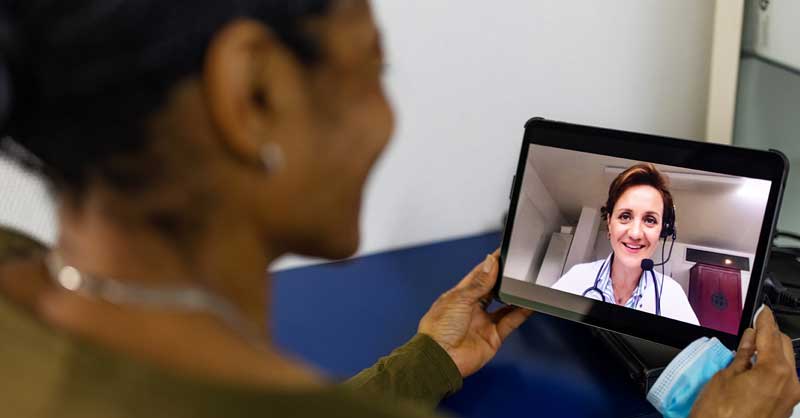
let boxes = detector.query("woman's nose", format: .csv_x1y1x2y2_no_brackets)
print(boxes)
628,222,643,239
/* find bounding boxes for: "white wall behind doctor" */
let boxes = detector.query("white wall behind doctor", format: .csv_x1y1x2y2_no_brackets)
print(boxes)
0,1,717,269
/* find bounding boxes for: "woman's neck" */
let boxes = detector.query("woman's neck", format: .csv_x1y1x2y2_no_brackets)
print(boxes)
610,257,642,305
34,195,329,388
56,193,277,337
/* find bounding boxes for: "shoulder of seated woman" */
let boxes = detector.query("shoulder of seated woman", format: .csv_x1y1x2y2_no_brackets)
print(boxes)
0,227,47,263
0,228,52,313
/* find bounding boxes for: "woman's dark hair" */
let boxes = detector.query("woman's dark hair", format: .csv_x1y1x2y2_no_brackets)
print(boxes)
0,0,333,195
601,163,674,224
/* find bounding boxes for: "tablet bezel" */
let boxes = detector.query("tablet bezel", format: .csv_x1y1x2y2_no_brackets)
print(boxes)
497,118,789,349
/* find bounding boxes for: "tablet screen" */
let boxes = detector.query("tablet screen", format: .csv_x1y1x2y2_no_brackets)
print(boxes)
503,144,772,335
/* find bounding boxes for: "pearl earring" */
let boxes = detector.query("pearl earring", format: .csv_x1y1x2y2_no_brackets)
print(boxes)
260,142,285,174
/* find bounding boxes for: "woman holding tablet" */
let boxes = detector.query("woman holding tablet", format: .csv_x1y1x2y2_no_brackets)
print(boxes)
0,1,532,417
0,2,797,417
552,163,699,325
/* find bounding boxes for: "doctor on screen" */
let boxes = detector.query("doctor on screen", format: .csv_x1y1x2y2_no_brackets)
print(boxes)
552,163,700,325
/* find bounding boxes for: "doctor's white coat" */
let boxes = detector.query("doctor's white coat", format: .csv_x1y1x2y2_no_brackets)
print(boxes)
552,259,700,326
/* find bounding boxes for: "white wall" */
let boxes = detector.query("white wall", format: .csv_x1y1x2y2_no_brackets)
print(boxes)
504,193,545,281
505,161,565,281
563,207,600,275
536,232,573,287
312,0,716,270
0,1,720,270
354,0,715,261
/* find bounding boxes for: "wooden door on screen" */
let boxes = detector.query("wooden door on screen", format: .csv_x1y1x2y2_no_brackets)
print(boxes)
688,263,743,334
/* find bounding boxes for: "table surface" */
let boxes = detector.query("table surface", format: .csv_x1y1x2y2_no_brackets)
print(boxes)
273,232,661,418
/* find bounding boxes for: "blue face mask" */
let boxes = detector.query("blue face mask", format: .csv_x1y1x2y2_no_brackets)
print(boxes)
647,337,733,418
648,336,800,418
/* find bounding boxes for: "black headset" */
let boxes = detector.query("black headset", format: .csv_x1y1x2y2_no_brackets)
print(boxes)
660,204,677,240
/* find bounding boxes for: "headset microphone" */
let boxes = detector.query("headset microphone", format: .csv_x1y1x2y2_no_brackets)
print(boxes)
641,259,654,270
641,258,669,270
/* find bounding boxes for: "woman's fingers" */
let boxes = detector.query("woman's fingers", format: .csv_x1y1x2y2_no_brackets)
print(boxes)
781,333,796,370
489,305,515,322
754,306,786,365
454,254,498,303
728,328,756,374
491,306,534,342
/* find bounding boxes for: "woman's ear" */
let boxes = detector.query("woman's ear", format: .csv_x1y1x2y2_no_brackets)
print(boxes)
203,19,307,165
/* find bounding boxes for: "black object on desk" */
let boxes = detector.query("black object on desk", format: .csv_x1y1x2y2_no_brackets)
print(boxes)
763,236,800,365
593,329,680,395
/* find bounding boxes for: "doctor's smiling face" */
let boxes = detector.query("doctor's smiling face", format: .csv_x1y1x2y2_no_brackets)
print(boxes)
607,184,664,270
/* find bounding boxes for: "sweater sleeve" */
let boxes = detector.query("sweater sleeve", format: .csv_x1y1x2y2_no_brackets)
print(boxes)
343,334,463,409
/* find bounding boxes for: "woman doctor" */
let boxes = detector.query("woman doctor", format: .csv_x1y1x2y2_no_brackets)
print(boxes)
552,163,699,325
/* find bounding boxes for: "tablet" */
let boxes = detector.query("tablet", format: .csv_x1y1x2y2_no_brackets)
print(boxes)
497,118,789,349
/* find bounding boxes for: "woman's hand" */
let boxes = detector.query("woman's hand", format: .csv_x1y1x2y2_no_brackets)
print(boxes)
418,250,534,377
690,306,800,418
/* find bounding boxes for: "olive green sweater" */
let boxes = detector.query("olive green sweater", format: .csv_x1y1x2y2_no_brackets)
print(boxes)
0,228,463,418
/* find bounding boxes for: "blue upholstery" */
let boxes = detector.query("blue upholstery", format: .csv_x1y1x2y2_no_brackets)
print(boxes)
273,232,660,417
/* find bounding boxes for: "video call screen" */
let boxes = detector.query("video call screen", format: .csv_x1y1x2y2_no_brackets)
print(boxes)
503,145,772,334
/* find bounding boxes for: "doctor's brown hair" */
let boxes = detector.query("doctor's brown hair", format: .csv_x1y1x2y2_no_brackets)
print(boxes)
601,163,674,224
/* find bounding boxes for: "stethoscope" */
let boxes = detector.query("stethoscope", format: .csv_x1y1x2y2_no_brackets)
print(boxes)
582,255,662,316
